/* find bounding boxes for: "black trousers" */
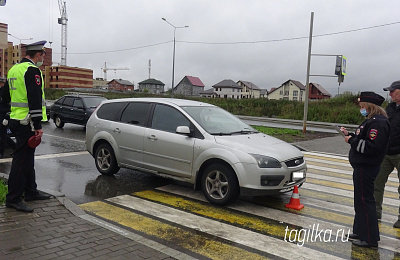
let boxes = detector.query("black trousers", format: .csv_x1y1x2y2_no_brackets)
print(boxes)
352,164,380,244
0,123,16,154
5,120,39,204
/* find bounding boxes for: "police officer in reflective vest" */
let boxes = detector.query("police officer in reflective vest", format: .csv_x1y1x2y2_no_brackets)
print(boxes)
3,41,50,213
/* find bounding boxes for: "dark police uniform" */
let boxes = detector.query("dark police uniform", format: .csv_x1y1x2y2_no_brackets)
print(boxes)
0,78,16,157
3,41,48,212
347,94,390,246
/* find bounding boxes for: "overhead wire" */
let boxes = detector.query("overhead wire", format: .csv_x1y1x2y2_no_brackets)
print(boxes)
61,21,400,55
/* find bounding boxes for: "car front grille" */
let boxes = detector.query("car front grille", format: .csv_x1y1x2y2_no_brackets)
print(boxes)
284,157,304,167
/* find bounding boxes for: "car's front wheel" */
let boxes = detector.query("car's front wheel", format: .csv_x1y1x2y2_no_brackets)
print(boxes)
54,116,65,128
94,143,120,175
201,164,239,205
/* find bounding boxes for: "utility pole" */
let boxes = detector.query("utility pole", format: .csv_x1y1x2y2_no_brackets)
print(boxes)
148,59,151,79
58,0,68,66
302,12,314,134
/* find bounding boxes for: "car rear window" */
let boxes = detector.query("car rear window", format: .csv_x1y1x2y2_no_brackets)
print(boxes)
96,102,127,121
63,97,74,106
83,97,107,108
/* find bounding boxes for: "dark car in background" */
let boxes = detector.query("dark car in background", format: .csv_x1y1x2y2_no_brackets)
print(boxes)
50,95,107,128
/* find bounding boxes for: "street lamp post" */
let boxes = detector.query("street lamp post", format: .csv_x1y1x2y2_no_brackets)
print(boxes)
8,33,33,62
162,18,188,97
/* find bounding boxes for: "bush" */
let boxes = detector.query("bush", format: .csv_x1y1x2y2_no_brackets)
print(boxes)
43,89,375,125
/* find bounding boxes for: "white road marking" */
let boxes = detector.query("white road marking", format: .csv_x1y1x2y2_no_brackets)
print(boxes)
107,195,344,260
0,151,89,163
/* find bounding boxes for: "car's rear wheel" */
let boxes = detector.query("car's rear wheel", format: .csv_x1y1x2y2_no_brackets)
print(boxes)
95,143,120,175
201,164,239,205
54,116,65,128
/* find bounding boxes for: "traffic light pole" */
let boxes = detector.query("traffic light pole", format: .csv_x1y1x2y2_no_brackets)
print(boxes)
302,12,314,134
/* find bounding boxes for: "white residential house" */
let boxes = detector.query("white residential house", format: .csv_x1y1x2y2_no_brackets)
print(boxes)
212,79,242,99
268,79,306,101
237,80,261,98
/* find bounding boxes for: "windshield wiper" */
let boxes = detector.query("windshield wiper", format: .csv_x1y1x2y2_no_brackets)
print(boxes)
230,130,257,135
210,132,232,136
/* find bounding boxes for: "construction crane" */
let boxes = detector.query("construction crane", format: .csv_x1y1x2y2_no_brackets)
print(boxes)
58,0,68,66
102,62,129,81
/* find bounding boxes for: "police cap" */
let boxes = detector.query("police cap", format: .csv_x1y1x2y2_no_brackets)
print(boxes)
358,91,385,106
383,80,400,92
24,40,47,52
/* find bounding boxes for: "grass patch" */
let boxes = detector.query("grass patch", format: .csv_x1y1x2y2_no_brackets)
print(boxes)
0,179,7,205
252,125,304,143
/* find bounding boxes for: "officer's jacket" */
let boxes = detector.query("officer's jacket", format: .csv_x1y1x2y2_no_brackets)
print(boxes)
5,58,47,130
348,114,390,166
386,102,400,155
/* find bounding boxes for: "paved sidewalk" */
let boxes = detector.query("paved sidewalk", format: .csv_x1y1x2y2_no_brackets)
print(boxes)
0,194,185,260
0,135,347,260
293,134,349,156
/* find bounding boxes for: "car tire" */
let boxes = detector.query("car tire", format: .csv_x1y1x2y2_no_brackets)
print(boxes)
94,143,120,176
54,116,65,128
201,164,239,206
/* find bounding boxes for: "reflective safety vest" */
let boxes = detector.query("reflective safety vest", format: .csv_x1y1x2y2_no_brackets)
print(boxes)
7,62,47,121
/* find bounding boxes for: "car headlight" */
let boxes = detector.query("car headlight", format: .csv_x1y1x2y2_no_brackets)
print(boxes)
250,154,282,168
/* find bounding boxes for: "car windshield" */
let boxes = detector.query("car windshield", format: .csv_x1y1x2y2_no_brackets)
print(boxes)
83,97,107,108
182,106,257,135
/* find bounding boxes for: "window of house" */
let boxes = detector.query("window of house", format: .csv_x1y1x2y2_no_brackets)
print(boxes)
280,90,283,95
284,91,289,95
293,97,298,101
293,90,298,96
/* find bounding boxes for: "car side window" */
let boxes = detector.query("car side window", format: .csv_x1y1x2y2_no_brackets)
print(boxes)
151,104,190,133
120,102,151,126
97,102,127,121
63,97,74,106
73,99,84,109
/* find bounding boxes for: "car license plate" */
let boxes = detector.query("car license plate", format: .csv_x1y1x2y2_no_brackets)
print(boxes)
292,171,304,179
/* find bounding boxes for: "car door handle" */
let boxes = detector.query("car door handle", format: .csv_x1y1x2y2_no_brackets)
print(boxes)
113,128,121,133
147,135,158,141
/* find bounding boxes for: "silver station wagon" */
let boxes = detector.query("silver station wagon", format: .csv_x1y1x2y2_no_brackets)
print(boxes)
86,98,307,205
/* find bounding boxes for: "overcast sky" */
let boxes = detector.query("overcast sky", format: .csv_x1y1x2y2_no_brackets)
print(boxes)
1,0,400,98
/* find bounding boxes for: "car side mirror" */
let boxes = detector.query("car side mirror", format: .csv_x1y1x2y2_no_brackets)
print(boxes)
176,126,191,135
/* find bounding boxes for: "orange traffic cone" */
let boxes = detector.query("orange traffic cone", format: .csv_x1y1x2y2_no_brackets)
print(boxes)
285,185,304,210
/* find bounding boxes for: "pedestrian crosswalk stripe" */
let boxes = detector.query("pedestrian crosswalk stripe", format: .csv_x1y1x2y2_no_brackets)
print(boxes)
303,183,399,207
307,172,399,193
305,156,351,167
299,188,399,218
77,150,400,259
304,152,349,162
307,167,399,188
306,178,399,199
152,185,400,254
80,200,271,260
109,195,347,259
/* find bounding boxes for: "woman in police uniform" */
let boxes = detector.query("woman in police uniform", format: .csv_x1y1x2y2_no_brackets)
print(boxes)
342,91,390,248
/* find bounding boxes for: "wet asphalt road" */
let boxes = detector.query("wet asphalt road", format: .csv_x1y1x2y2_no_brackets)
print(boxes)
0,121,172,205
